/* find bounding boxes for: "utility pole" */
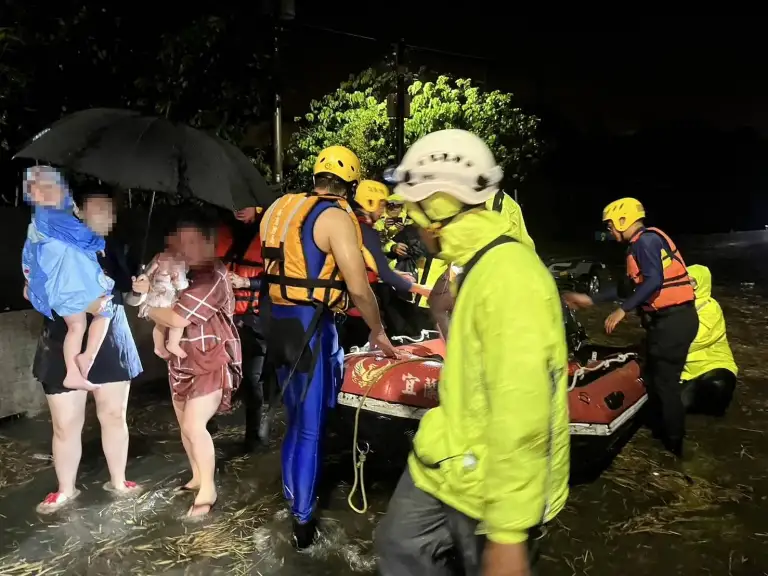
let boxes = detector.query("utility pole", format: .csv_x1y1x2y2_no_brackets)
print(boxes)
271,0,295,190
272,23,284,188
394,39,406,162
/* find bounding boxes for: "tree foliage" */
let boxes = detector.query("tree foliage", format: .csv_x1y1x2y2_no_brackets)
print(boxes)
286,69,541,190
0,5,273,202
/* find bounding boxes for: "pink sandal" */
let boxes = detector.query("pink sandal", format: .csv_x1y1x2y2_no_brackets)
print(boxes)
102,480,143,497
36,490,81,515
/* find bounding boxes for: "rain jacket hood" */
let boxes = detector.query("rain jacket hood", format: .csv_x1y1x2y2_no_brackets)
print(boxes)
682,264,738,381
437,208,511,266
485,193,536,250
408,208,570,544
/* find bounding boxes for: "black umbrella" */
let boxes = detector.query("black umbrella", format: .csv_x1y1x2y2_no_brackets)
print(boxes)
14,108,277,211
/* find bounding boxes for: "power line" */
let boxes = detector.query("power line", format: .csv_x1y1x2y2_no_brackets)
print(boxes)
289,21,492,63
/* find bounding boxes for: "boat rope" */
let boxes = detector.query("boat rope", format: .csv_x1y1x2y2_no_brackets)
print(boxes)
391,329,441,345
345,350,442,515
568,353,637,391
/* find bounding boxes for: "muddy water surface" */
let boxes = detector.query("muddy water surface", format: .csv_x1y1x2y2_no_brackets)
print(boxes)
0,286,766,575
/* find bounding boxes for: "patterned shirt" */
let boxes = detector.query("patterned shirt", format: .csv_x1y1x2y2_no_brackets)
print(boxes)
168,260,242,412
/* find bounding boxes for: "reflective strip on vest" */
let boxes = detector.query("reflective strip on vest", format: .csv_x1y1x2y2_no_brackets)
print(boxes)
260,192,363,313
626,227,694,311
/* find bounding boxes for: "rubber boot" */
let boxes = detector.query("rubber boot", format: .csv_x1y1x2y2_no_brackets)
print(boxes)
258,404,272,445
243,404,271,453
667,438,694,485
292,516,318,550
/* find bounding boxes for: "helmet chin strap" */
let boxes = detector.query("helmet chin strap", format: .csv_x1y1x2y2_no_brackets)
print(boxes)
415,200,476,232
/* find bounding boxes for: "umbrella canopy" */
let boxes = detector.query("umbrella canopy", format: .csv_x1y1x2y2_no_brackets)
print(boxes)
15,108,278,210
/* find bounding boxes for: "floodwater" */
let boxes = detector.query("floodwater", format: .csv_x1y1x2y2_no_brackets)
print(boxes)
1,283,768,574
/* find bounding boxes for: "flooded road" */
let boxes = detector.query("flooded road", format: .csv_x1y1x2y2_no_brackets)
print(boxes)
1,286,767,575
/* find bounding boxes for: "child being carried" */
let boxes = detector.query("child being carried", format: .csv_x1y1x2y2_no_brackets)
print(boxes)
138,252,189,359
21,166,114,391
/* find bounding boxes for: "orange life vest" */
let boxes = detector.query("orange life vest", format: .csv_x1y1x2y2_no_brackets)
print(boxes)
626,227,694,312
260,192,363,313
215,224,263,316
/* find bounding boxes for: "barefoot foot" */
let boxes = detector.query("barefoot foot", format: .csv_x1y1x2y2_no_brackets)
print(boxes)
184,493,217,521
63,370,98,391
75,353,95,379
154,345,171,359
165,342,187,359
173,478,201,493
36,489,81,514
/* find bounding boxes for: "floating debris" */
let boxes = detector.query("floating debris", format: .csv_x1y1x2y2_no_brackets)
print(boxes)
0,436,52,491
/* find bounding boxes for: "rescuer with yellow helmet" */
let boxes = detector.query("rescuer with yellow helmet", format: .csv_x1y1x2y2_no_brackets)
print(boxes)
375,130,570,576
336,180,432,347
353,180,431,301
374,193,412,261
260,145,396,549
564,197,699,462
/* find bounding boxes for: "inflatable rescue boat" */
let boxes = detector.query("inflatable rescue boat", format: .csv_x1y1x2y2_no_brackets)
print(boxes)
336,310,647,470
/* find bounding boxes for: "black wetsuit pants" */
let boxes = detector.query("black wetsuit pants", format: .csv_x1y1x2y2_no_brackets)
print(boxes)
642,302,699,456
681,368,736,417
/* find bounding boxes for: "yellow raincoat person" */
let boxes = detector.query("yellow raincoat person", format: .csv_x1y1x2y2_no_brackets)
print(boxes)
680,265,738,415
374,194,412,266
375,130,569,576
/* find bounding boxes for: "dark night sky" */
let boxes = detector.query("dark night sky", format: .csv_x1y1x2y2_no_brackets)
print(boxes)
272,6,768,236
4,3,767,235
281,7,768,137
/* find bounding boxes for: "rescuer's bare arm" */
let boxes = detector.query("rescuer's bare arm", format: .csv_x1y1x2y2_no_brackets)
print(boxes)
314,208,384,333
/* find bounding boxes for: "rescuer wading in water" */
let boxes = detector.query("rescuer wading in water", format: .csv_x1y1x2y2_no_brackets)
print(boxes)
564,198,699,463
259,145,397,549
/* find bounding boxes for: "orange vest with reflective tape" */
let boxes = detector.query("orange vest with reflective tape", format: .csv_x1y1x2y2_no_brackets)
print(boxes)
215,224,263,316
626,227,694,311
260,192,363,313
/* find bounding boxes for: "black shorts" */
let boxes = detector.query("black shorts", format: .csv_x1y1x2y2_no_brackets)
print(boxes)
33,305,143,395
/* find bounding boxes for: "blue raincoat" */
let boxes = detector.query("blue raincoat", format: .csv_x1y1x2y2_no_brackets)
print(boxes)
21,167,114,320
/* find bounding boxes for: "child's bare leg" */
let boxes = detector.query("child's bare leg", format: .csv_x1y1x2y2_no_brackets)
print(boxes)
165,326,187,359
62,313,94,391
153,324,170,359
76,315,110,381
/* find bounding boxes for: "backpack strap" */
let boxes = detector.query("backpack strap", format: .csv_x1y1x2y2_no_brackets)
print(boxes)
456,235,517,294
492,190,505,213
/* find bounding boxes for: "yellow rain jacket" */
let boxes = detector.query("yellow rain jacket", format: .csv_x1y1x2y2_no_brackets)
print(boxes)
681,265,738,381
408,208,570,544
486,191,536,251
374,209,412,259
414,256,449,308
413,194,535,308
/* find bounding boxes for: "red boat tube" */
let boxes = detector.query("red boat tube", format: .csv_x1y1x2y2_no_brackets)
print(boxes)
337,335,646,437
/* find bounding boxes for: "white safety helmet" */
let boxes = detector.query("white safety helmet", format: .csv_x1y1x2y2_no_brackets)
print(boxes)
393,129,503,205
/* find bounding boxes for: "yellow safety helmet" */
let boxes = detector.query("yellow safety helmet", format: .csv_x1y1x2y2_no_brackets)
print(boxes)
313,145,361,183
602,197,646,232
387,193,405,204
355,180,390,212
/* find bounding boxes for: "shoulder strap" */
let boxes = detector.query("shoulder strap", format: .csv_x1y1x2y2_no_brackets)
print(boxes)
639,227,682,265
492,190,505,213
456,235,517,294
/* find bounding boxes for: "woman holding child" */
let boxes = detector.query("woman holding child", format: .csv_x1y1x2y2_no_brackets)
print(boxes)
26,167,143,513
132,210,241,520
